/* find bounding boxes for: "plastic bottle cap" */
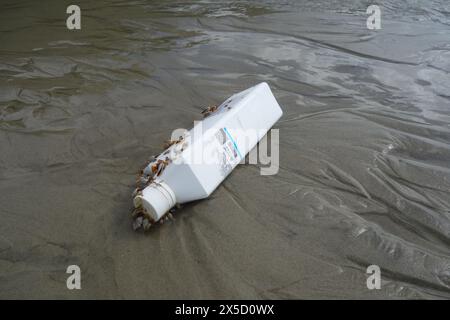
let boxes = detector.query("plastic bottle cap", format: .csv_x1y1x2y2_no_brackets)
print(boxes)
134,182,176,221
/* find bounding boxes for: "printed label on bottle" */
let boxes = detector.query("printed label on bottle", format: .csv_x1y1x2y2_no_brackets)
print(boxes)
215,127,241,176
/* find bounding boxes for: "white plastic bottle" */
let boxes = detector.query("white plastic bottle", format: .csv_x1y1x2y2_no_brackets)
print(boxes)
133,82,283,228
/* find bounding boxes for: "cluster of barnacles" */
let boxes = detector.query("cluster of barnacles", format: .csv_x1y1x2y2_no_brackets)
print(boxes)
201,104,218,118
202,98,235,118
131,203,177,231
132,104,220,231
131,138,186,231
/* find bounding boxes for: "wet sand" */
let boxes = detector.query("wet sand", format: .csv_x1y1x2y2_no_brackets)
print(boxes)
0,1,450,298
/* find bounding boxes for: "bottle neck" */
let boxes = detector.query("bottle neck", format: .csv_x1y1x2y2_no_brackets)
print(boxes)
134,181,176,221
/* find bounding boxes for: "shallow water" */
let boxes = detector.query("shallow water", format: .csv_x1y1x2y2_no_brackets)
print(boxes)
1,0,450,299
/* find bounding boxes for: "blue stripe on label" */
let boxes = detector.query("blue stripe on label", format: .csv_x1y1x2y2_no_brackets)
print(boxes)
223,127,242,159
